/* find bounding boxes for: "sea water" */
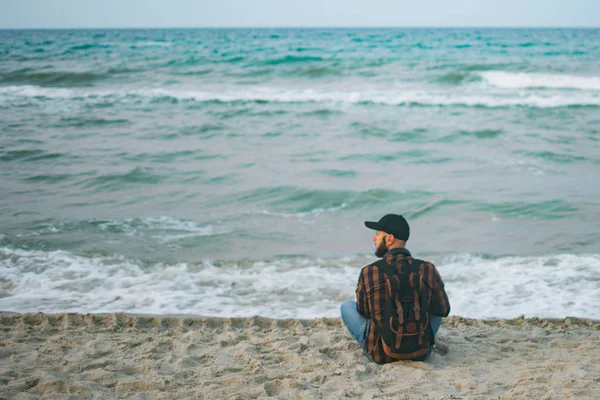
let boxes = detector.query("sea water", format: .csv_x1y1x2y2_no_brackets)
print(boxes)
1,28,599,319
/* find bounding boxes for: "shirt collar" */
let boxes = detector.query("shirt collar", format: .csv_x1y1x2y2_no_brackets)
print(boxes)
384,247,411,257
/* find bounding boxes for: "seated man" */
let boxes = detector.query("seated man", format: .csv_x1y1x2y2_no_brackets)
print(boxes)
341,214,450,364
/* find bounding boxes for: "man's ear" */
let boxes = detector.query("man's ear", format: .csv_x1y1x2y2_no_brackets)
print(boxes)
386,234,395,245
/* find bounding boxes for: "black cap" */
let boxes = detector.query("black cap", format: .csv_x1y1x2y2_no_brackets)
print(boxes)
364,214,410,241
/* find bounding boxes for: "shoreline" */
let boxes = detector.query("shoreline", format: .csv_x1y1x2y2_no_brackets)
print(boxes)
2,313,599,399
2,311,599,329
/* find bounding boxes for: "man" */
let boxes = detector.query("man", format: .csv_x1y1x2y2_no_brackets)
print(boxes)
341,214,450,364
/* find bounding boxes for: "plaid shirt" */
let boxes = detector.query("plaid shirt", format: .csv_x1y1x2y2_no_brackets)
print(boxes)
356,248,450,364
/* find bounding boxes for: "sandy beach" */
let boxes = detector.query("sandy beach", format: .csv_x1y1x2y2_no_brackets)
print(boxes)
0,313,598,399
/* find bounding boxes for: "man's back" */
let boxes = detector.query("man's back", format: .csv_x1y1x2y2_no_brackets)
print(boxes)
340,214,450,363
355,248,450,364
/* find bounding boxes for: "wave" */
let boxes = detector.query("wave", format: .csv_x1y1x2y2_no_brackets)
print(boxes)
468,199,578,220
91,216,214,240
53,117,131,128
298,108,343,117
315,169,358,178
228,186,432,213
480,71,600,91
79,167,165,191
170,69,214,76
225,66,341,79
427,62,519,72
23,173,75,184
440,253,600,320
434,72,480,85
9,216,216,242
67,43,111,52
292,66,343,78
457,129,503,139
0,149,70,163
0,247,598,319
105,67,146,74
262,55,325,65
513,150,590,164
0,70,105,86
129,41,173,48
2,85,600,108
258,204,347,218
232,189,582,221
338,151,452,165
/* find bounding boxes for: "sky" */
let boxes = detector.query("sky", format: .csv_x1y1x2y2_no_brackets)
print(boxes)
0,0,598,29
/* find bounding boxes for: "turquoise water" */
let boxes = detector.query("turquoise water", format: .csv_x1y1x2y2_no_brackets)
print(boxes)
1,28,599,318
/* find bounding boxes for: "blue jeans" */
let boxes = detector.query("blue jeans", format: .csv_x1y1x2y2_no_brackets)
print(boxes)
340,300,443,361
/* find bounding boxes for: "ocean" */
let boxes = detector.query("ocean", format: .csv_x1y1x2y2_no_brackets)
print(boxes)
1,28,599,320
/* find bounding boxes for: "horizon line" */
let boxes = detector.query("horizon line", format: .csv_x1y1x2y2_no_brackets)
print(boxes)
1,25,599,30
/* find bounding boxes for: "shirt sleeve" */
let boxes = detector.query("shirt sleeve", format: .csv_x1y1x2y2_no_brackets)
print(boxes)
429,263,451,317
355,267,369,318
356,265,388,325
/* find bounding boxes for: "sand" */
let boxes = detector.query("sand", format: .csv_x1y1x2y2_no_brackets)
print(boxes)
0,312,599,400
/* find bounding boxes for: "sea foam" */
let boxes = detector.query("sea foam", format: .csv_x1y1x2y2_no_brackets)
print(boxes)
1,246,598,320
2,85,600,108
480,71,600,91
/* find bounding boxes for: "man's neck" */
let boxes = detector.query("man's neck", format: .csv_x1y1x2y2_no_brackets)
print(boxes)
387,243,405,251
384,247,411,257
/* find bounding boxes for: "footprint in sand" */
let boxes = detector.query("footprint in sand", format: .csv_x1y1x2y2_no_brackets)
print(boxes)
89,341,112,358
434,342,449,355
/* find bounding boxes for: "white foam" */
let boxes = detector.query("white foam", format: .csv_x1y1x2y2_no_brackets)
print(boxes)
1,247,598,320
133,41,172,47
0,247,361,318
441,253,600,319
259,203,347,218
99,216,215,243
480,71,600,91
97,216,214,236
487,155,550,177
12,217,215,243
2,85,600,108
0,85,76,98
128,87,600,108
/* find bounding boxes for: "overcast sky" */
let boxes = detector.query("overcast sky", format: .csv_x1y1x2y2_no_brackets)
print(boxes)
0,0,598,29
